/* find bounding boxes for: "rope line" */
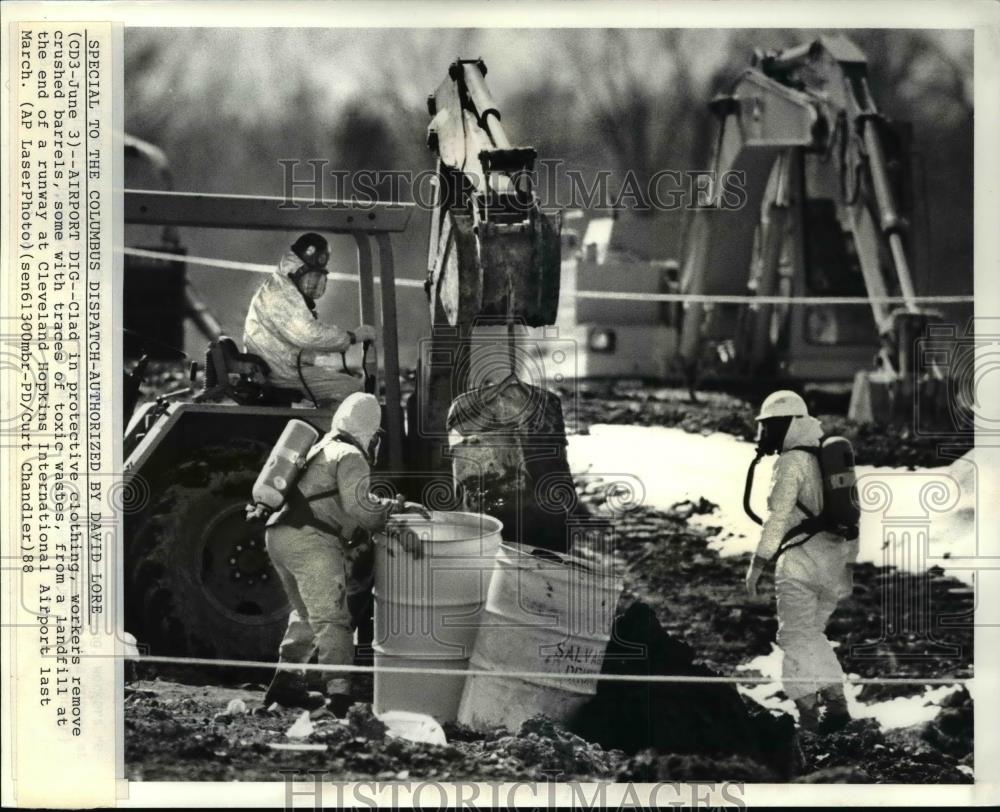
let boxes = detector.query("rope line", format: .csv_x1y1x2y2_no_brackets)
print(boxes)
122,246,424,287
573,290,974,306
123,246,972,305
128,654,971,687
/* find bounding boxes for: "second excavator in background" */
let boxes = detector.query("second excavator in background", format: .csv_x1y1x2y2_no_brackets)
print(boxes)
675,34,952,423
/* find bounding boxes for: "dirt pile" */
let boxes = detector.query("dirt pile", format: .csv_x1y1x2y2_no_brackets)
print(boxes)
797,716,972,783
616,750,776,782
569,601,798,780
609,707,975,785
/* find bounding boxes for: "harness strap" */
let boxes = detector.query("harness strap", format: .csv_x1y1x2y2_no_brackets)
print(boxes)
775,451,824,559
278,437,348,539
282,485,345,539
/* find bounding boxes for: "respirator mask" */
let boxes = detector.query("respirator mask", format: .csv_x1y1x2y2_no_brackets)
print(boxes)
755,416,793,456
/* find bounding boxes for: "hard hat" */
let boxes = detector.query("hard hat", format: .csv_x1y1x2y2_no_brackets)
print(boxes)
290,232,330,272
332,392,383,447
756,390,808,421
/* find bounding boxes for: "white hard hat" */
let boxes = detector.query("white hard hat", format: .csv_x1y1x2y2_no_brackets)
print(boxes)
332,392,382,446
756,390,808,421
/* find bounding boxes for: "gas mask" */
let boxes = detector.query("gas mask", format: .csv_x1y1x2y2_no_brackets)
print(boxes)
293,269,328,304
289,233,331,303
755,416,793,456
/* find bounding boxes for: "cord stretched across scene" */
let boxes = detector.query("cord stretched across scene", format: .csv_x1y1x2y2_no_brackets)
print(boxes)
121,247,974,306
127,653,971,687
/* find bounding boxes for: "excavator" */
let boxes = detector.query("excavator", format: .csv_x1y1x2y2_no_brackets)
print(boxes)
674,34,950,422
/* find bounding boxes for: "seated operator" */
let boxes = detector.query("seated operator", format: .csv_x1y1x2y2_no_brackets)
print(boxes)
244,233,375,406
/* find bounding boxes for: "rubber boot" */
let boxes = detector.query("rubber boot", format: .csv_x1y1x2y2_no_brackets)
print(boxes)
349,590,375,665
817,685,851,735
263,670,326,711
793,694,821,733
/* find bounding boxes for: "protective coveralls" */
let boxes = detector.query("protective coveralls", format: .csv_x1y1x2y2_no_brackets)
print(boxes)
243,250,362,405
753,415,859,712
264,393,397,706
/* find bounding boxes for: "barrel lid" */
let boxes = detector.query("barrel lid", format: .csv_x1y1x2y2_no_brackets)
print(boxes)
379,510,504,542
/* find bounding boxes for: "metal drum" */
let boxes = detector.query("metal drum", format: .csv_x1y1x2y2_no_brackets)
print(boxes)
458,543,622,730
372,511,502,721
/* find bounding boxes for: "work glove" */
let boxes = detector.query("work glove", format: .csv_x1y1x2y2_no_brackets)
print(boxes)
745,555,767,600
404,502,431,520
386,496,431,558
394,495,431,521
354,325,377,344
245,503,271,523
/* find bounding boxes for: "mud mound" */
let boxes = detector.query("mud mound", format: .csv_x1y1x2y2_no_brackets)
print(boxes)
792,765,873,783
920,687,974,759
569,601,799,780
616,749,774,782
798,718,972,784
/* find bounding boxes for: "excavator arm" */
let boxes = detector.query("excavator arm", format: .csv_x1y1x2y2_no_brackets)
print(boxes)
679,35,928,390
678,70,820,375
414,59,562,472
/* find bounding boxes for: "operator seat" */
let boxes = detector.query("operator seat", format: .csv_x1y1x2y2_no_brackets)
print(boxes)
197,336,304,406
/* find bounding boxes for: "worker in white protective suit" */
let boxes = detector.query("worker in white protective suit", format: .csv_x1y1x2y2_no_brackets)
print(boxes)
243,232,375,406
745,390,859,734
262,393,429,714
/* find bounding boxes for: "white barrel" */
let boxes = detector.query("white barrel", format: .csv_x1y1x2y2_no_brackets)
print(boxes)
457,543,622,731
373,511,503,722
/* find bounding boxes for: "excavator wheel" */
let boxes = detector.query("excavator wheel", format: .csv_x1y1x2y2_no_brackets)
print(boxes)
125,445,288,675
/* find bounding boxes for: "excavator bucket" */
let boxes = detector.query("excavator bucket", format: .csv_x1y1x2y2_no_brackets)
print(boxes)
849,313,962,429
440,209,562,329
426,58,562,330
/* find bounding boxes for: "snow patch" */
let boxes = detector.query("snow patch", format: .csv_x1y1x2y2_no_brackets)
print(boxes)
735,643,968,730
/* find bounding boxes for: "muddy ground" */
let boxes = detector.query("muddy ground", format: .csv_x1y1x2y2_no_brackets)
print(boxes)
125,369,974,783
125,493,973,783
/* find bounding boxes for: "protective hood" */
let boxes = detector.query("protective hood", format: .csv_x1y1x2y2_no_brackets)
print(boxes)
782,414,824,451
330,392,382,448
278,249,306,278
